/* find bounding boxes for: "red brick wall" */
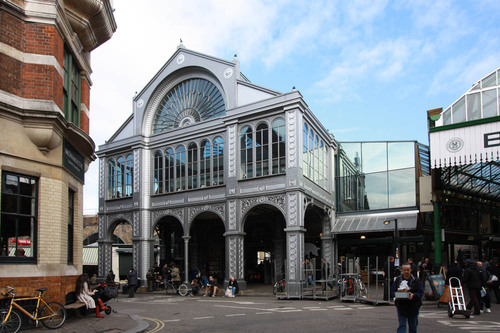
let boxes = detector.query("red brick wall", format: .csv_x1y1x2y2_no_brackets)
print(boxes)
0,10,63,108
0,275,79,305
80,79,90,134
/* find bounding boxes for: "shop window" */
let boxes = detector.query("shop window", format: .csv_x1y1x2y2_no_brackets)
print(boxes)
63,47,81,126
0,172,37,262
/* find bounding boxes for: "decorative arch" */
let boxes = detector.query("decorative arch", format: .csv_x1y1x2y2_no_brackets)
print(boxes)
240,195,286,225
187,203,226,232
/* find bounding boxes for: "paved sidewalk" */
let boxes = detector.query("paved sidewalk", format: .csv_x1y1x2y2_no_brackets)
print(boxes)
51,310,148,333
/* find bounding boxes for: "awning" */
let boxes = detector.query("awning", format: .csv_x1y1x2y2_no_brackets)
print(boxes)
83,246,99,265
333,210,419,234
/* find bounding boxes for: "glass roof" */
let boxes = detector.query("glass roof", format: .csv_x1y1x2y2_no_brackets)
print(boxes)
440,160,500,200
433,67,500,127
153,78,225,133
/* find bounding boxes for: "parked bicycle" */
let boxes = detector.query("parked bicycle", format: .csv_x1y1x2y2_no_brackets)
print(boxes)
164,280,189,296
273,278,286,295
0,286,66,333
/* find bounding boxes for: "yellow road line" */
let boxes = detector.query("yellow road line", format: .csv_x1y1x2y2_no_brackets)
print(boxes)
142,316,165,333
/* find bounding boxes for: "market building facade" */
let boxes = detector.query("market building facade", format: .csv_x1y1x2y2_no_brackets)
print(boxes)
428,67,500,267
97,46,336,295
0,0,116,303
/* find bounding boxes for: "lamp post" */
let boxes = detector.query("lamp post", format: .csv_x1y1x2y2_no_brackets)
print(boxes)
384,218,399,266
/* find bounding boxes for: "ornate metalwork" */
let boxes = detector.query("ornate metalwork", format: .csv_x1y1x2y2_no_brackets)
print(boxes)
153,78,226,133
287,111,296,167
240,195,285,217
188,203,225,222
287,193,298,226
151,208,184,225
99,158,104,198
134,149,140,193
289,234,297,280
228,200,236,230
229,237,236,277
228,125,236,177
238,237,244,279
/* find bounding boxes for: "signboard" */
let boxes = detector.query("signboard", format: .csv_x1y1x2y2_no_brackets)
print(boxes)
419,176,433,212
63,138,85,182
429,121,500,168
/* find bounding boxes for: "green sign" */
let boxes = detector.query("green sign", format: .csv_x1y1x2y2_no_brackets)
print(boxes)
63,138,85,182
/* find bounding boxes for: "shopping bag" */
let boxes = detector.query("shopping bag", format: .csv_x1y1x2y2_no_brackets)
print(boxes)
225,288,232,297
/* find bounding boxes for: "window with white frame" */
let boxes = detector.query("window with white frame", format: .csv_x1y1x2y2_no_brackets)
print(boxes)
107,154,134,199
302,122,328,190
239,118,286,179
151,137,224,193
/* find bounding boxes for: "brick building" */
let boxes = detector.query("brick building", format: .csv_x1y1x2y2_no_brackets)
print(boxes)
0,0,115,304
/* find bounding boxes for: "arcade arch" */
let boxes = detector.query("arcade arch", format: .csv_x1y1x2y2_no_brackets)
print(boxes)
188,212,226,282
243,204,286,285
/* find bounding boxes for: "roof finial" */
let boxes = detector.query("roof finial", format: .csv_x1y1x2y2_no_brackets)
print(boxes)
234,54,238,60
180,38,183,44
292,86,296,91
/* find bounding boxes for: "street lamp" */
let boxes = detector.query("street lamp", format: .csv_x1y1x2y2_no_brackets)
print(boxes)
384,218,399,266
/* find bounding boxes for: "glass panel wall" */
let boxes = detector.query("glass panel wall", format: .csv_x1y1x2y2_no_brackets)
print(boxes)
336,141,420,213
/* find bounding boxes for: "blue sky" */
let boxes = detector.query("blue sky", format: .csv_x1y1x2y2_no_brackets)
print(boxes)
83,0,500,213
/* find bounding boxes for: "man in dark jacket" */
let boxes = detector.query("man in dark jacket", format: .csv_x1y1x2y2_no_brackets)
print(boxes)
127,266,138,298
462,259,483,315
391,263,424,333
447,261,463,285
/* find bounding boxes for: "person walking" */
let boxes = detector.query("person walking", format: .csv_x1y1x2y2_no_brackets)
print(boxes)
462,259,483,316
127,266,138,298
391,263,424,333
478,261,492,313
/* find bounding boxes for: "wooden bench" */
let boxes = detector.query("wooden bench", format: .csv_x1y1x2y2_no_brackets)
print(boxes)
64,302,86,317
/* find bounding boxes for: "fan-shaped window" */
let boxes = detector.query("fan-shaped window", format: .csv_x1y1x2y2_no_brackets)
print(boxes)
187,142,198,190
153,78,226,133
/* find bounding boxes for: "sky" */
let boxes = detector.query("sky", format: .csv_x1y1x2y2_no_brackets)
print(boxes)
83,0,500,214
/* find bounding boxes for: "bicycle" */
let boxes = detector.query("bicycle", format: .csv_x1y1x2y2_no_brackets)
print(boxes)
0,286,66,333
164,280,191,296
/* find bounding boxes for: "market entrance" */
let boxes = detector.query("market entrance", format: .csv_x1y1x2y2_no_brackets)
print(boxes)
154,216,184,275
244,204,285,285
189,212,225,282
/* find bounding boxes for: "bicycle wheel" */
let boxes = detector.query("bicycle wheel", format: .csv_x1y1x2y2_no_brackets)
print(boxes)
0,309,22,333
178,283,189,297
165,283,176,295
40,302,66,329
